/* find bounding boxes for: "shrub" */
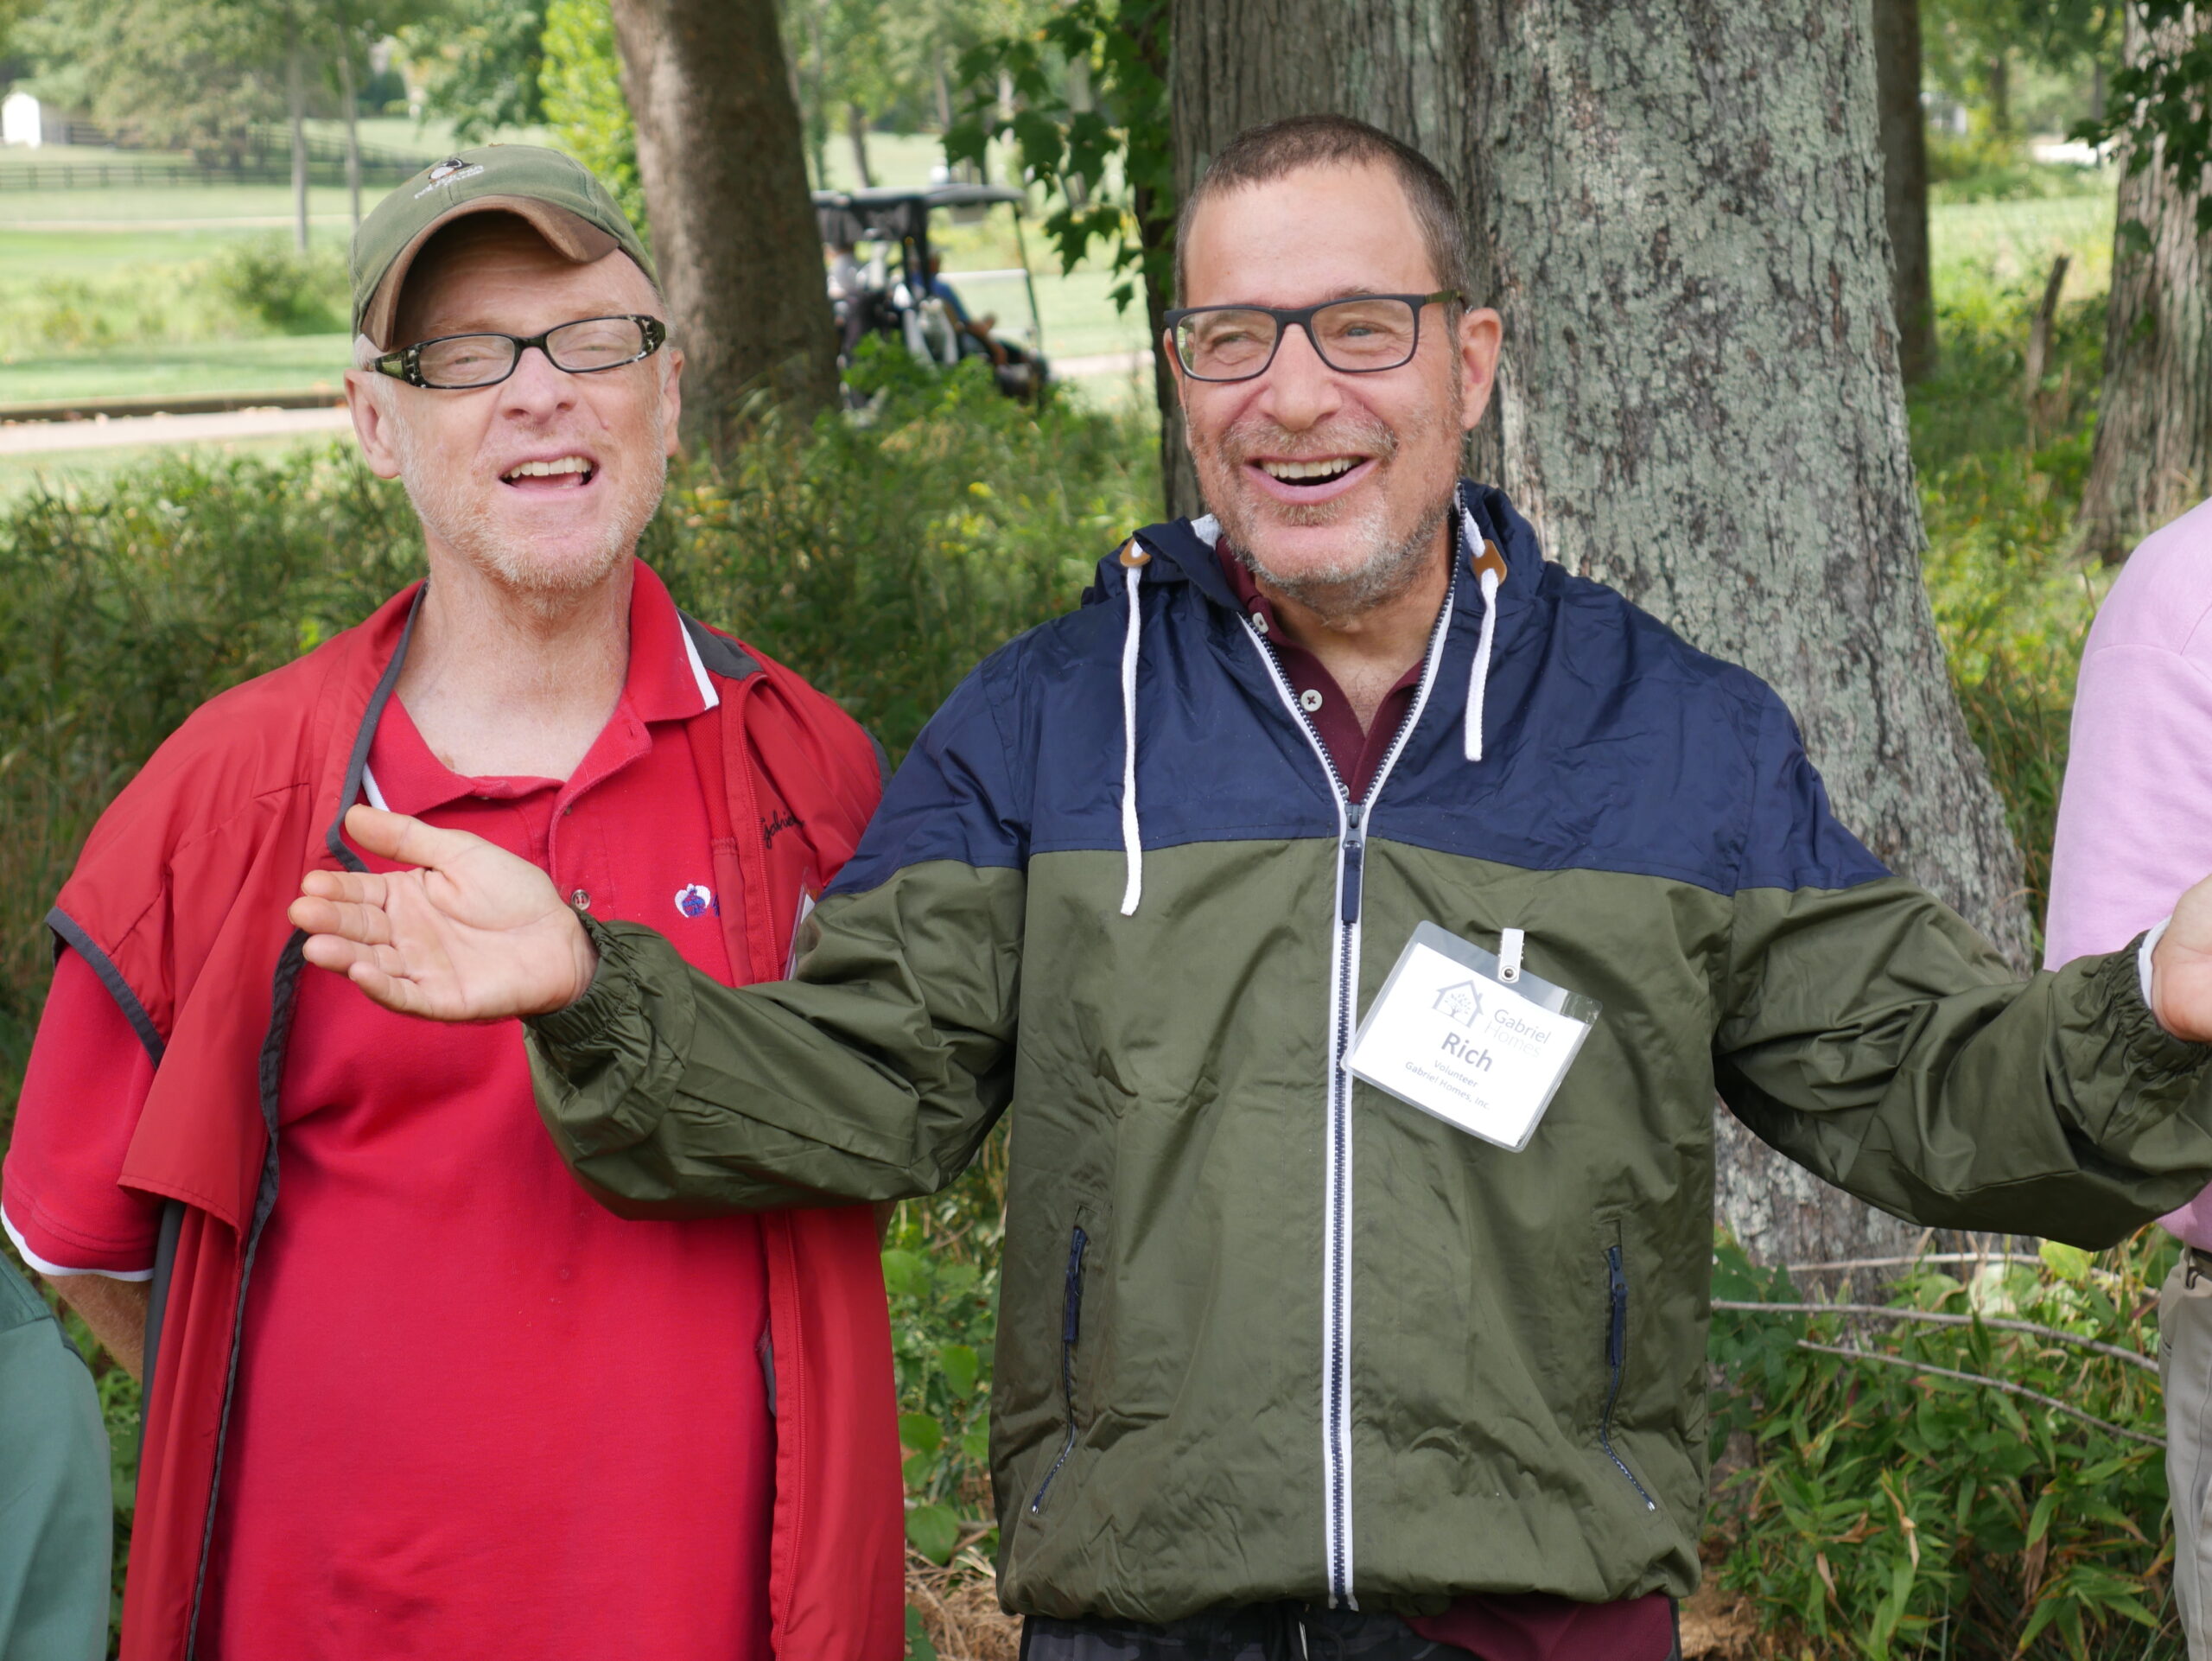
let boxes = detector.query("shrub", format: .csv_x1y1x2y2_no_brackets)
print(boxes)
202,238,349,335
1709,1231,2177,1659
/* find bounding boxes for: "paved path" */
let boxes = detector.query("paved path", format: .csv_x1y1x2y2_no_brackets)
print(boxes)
1056,349,1154,379
0,403,351,455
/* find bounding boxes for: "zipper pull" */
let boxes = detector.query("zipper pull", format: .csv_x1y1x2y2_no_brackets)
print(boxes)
1340,802,1365,925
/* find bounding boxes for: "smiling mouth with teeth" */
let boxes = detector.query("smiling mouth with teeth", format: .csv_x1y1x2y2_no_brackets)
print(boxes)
1258,457,1363,487
501,455,595,487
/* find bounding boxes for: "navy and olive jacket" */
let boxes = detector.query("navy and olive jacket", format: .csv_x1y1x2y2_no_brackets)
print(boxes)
528,484,2212,1620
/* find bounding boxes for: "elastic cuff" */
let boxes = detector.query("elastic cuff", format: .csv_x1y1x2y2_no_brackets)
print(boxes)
525,913,636,1056
2142,915,2172,1012
2103,929,2209,1079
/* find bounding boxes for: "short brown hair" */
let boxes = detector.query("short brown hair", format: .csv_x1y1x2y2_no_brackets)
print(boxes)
1174,115,1470,304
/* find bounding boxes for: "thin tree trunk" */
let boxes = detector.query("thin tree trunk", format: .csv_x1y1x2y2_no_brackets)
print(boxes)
286,23,308,254
1987,54,2012,135
1172,0,2031,1270
1873,0,1936,381
845,102,875,188
338,38,362,230
607,0,839,446
2078,4,2212,562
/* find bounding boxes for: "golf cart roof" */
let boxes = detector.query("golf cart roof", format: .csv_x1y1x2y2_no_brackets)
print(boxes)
812,185,1027,246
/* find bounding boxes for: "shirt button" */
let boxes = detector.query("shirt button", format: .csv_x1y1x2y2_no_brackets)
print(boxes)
1300,688,1324,713
569,889,591,912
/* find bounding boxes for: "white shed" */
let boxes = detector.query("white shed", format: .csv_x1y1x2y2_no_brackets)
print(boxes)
2,91,72,149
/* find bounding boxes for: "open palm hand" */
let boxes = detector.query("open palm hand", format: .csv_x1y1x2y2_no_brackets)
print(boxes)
289,805,598,1021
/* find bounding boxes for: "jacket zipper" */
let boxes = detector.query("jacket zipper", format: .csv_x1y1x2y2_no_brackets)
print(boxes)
1030,1225,1090,1513
1602,1244,1658,1511
1239,579,1458,1607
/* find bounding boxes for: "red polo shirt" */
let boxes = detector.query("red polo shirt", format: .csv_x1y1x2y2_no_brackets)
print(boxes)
3,567,783,1661
1217,544,1677,1661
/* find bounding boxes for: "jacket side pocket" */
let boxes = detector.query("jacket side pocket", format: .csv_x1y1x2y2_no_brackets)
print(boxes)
1602,1240,1658,1512
1029,1223,1090,1515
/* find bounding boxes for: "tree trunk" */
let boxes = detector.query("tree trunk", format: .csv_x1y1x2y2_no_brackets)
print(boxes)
1986,53,2012,135
845,102,875,188
607,0,839,448
338,38,363,230
286,23,308,254
1172,0,2032,1270
1872,0,1936,381
2077,5,2212,563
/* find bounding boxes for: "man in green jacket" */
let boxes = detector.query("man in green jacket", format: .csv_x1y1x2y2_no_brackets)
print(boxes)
293,117,2212,1661
0,1257,110,1661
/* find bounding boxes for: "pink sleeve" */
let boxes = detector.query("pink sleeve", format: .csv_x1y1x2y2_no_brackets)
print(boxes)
1,946,163,1276
2045,641,2212,969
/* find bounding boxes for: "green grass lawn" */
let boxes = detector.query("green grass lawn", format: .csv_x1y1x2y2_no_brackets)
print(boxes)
0,334,351,403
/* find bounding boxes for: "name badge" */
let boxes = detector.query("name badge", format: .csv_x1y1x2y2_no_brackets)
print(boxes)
1346,921,1600,1151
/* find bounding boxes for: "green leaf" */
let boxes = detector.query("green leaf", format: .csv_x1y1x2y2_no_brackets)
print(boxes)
905,1606,939,1661
938,1342,982,1397
2038,1240,2094,1282
881,1250,931,1300
906,1501,962,1565
899,1412,944,1456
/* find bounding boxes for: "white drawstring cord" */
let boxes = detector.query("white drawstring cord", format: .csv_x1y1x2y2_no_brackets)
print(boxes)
1116,543,1149,916
1461,500,1506,761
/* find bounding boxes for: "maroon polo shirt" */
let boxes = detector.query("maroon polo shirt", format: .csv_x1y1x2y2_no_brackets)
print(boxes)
1217,545,1676,1661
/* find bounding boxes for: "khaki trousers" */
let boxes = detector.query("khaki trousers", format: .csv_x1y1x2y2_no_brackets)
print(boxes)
2164,1251,2212,1659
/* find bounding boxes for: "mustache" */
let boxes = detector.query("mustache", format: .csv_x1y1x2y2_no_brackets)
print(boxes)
1216,411,1401,468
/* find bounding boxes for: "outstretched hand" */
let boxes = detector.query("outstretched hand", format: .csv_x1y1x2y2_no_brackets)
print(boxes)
289,805,598,1021
2152,872,2212,1046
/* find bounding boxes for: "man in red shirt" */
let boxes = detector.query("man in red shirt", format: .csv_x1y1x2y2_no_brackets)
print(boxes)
0,146,903,1661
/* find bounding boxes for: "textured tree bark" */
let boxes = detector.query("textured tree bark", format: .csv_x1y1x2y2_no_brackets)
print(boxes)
608,0,839,448
1171,0,2032,1268
2078,6,2212,563
1872,0,1936,381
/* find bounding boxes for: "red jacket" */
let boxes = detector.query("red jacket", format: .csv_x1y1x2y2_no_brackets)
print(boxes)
51,579,906,1661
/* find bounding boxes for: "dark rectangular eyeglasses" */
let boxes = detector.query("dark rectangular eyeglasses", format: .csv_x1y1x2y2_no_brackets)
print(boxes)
373,315,669,390
1164,291,1460,382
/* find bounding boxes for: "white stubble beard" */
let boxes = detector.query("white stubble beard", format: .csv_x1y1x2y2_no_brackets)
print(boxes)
1190,384,1462,623
388,398,670,616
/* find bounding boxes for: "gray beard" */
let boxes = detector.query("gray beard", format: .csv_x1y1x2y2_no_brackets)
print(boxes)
1229,485,1454,622
391,410,667,616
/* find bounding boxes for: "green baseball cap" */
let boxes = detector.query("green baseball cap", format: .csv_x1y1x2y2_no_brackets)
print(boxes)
351,144,658,349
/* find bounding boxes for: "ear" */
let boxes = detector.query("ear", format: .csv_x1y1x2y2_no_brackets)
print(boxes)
658,347,685,458
1455,305,1504,435
344,367,404,480
1165,328,1192,416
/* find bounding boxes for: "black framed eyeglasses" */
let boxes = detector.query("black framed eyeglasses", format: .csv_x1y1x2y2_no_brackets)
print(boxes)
372,314,669,390
1163,291,1461,382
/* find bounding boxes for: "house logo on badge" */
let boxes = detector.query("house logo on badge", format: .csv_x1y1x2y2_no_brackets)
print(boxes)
1433,979,1484,1028
674,882,717,919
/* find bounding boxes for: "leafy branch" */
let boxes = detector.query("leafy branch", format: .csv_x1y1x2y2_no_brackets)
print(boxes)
943,0,1172,318
2072,1,2212,232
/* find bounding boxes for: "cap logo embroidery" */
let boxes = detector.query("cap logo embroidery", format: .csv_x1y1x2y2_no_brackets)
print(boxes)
674,883,718,919
415,156,484,197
